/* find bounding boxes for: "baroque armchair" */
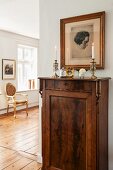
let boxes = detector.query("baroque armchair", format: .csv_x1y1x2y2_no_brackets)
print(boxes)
6,83,28,118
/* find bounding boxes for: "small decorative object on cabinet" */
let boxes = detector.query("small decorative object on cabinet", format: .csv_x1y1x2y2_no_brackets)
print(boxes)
66,67,74,77
39,77,110,170
53,59,59,77
90,58,97,79
60,67,66,77
79,68,86,78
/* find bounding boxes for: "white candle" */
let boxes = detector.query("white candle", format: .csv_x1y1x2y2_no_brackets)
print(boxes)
92,43,95,59
54,46,57,60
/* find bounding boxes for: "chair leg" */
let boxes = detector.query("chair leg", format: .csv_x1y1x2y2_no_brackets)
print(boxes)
7,105,9,116
26,102,28,116
14,105,16,118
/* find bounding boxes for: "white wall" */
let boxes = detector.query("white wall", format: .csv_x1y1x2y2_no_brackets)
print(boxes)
39,0,113,169
0,30,39,114
0,0,39,39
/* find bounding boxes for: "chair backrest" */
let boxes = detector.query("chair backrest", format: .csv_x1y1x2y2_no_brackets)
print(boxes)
6,83,16,96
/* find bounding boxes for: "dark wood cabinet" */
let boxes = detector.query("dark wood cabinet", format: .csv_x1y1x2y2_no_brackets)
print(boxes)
39,77,110,170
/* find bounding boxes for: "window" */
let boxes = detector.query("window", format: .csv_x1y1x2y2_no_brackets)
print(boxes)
17,45,37,91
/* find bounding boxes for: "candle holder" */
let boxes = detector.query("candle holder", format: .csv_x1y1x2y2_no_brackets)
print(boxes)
53,59,59,78
90,58,97,79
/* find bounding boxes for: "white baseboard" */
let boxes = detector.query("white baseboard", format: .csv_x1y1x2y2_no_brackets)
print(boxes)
0,103,38,115
37,153,42,163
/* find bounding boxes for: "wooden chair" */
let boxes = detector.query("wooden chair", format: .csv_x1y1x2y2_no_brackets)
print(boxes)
6,83,28,118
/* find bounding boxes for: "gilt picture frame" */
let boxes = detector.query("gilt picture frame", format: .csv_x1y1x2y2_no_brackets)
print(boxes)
60,11,105,69
2,59,16,80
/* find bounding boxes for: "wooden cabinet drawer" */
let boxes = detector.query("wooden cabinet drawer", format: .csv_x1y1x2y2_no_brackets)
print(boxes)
45,79,92,92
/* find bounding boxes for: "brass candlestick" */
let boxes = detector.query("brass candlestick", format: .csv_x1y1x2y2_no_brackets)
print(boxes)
90,58,97,79
53,59,59,77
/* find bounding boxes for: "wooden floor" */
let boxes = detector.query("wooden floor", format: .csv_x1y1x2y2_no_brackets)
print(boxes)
0,107,42,170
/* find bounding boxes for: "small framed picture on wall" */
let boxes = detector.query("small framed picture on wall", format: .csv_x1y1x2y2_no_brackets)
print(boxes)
2,59,16,80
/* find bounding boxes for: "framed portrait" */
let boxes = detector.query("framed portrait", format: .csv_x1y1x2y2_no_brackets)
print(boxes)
2,59,16,80
60,11,105,69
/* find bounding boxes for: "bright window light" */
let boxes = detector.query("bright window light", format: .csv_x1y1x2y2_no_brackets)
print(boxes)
17,44,37,91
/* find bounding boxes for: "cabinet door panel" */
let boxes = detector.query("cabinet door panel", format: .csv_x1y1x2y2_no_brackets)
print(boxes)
43,90,92,170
